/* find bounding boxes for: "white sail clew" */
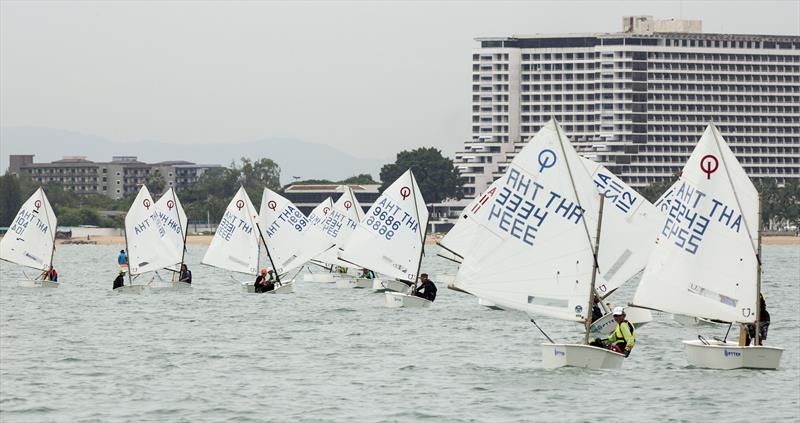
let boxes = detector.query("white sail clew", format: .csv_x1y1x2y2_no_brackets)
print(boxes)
202,187,260,275
256,188,329,274
340,170,429,282
0,187,57,271
633,125,759,323
314,186,365,268
451,121,602,322
155,188,187,265
578,157,661,297
125,186,182,275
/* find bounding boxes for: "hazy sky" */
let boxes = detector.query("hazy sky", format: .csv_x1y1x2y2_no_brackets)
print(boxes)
2,0,798,159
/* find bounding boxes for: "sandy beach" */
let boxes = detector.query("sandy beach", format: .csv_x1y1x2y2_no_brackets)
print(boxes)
53,234,800,246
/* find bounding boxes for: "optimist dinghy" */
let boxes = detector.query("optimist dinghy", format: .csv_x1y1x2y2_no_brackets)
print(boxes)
339,170,430,308
117,185,183,294
150,188,192,290
632,124,783,370
202,187,293,294
1,187,59,288
449,120,636,369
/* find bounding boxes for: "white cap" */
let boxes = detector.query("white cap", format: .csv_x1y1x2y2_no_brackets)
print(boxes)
612,306,625,316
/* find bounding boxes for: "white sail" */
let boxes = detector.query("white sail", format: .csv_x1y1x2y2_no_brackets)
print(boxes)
579,157,661,297
633,125,759,323
0,187,57,271
125,185,182,275
256,188,326,274
201,186,260,275
339,170,429,282
301,197,337,266
439,181,503,262
314,186,364,268
452,121,602,322
154,188,187,264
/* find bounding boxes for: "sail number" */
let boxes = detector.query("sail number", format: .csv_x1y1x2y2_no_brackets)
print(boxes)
366,206,400,240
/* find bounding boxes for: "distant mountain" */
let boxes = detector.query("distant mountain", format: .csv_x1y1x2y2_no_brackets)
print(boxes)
0,127,387,184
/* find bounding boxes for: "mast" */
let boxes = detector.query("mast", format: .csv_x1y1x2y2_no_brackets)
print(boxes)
755,194,763,345
123,227,132,286
41,188,56,276
584,195,605,345
408,172,427,288
174,188,188,281
256,222,281,283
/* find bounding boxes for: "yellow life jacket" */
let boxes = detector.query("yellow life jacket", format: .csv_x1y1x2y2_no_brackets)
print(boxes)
612,321,635,346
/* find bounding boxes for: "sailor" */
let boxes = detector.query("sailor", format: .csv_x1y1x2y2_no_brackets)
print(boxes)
745,293,770,346
359,268,375,279
604,307,635,357
118,249,128,266
41,266,58,282
113,271,125,290
254,268,276,293
591,296,603,323
178,264,192,284
413,273,437,302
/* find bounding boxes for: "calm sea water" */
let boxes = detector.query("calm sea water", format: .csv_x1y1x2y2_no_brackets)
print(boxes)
1,244,798,422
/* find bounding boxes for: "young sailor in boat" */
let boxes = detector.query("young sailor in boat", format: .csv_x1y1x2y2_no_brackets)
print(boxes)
744,293,770,346
178,264,192,284
359,268,375,279
591,296,603,323
254,268,276,293
118,250,128,266
591,307,635,356
113,271,125,290
40,266,58,282
412,273,437,302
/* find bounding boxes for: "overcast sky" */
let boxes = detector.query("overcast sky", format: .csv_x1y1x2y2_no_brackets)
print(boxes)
2,0,798,159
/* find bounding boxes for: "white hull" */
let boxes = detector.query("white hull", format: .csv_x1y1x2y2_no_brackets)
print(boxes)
541,344,625,369
242,281,295,294
384,292,432,308
151,281,192,291
674,314,728,327
372,279,410,293
588,306,653,337
683,340,783,370
17,280,60,288
303,273,335,283
335,278,371,289
114,285,147,294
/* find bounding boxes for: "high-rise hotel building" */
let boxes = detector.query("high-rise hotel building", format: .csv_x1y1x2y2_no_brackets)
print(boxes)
455,16,799,200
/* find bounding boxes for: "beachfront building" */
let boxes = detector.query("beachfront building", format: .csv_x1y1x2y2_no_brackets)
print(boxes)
283,184,381,216
456,15,799,201
7,154,220,199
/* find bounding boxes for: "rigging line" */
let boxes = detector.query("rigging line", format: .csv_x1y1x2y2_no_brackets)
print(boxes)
710,124,759,259
530,319,556,344
553,121,598,258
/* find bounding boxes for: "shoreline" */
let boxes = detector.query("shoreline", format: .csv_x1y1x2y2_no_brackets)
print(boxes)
48,234,800,246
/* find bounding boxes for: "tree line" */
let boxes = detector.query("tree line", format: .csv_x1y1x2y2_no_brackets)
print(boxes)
1,148,798,231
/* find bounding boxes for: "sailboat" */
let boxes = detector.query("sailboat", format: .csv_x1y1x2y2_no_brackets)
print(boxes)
202,187,290,294
119,185,183,294
253,187,332,292
440,152,659,336
450,120,627,369
339,169,430,308
0,187,59,288
631,124,783,370
150,187,191,290
304,187,369,289
301,197,338,283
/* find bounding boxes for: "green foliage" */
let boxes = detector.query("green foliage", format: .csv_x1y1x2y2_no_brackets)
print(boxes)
636,180,674,203
146,169,167,194
0,174,23,226
339,174,377,184
379,148,463,204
